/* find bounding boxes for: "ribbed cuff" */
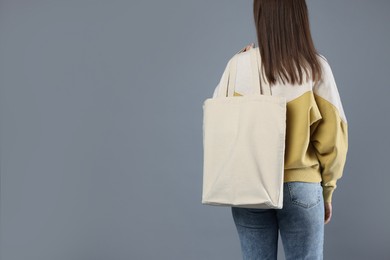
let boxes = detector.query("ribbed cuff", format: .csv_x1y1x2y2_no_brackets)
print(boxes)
322,186,335,203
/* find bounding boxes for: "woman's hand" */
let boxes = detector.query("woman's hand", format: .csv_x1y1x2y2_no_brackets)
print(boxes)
324,202,332,224
243,43,255,52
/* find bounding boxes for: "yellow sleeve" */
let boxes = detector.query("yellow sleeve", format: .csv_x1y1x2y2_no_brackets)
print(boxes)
311,57,349,203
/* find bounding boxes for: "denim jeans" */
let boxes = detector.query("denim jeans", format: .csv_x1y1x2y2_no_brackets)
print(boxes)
231,181,324,260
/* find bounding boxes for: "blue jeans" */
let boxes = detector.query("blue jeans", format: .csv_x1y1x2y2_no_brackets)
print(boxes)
232,181,324,260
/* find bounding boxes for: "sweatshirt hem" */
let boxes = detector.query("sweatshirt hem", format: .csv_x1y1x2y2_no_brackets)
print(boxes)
283,168,322,183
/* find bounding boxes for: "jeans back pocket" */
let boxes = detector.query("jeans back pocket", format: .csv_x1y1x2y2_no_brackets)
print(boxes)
287,182,322,208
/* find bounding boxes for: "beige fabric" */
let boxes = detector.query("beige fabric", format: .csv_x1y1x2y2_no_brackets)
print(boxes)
202,48,287,209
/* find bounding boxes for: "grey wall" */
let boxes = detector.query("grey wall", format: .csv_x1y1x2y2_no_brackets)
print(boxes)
0,0,389,259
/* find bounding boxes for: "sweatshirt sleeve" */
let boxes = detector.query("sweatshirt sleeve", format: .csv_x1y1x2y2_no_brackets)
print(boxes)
212,82,220,98
311,56,349,203
212,59,231,98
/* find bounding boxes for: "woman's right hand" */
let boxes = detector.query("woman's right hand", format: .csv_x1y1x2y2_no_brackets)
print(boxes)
324,202,332,224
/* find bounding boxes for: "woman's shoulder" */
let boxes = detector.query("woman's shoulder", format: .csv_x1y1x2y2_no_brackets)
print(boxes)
316,53,333,74
317,53,328,62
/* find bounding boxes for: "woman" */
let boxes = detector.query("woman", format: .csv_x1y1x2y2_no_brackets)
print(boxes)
215,1,349,259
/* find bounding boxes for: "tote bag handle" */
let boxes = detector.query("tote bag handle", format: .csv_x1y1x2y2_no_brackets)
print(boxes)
217,46,272,97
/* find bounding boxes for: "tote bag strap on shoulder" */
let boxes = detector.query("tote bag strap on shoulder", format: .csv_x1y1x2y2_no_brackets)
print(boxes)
217,46,272,97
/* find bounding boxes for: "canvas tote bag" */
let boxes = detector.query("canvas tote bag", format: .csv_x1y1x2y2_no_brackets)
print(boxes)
202,47,287,209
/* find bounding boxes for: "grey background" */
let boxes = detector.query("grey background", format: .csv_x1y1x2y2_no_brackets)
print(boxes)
0,0,389,259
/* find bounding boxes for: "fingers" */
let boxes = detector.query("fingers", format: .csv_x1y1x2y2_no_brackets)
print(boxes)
324,211,331,224
244,43,255,52
324,202,332,224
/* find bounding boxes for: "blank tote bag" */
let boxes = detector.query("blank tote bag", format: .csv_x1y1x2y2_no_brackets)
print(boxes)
202,47,287,209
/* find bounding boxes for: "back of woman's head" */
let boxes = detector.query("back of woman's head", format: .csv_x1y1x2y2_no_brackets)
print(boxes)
253,0,323,86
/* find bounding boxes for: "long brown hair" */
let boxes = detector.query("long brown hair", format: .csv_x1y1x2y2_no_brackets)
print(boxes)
253,0,323,86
